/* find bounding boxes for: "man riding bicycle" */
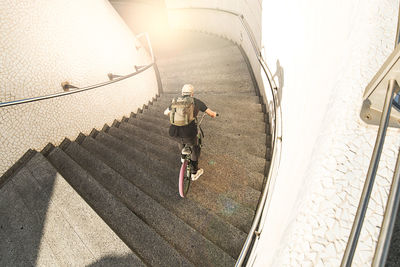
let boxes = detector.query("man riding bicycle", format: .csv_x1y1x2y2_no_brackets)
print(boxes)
164,84,217,180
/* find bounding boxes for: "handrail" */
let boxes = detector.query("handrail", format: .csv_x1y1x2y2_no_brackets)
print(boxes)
341,79,400,266
0,32,155,108
169,7,261,57
373,142,400,266
168,6,282,266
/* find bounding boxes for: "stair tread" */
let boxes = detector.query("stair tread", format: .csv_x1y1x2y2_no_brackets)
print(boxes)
134,113,267,141
0,177,59,266
80,136,246,258
152,99,264,117
157,44,243,67
141,107,266,125
1,152,143,266
107,126,261,210
122,120,267,171
47,147,193,267
127,114,267,147
95,131,255,233
159,62,249,80
154,95,263,108
119,122,265,181
63,141,235,266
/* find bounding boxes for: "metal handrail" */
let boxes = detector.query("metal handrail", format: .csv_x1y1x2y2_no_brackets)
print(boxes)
169,7,261,57
373,141,400,266
169,6,282,266
0,32,155,108
341,79,400,266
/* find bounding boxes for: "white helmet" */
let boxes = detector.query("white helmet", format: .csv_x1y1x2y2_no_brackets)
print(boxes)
181,84,194,96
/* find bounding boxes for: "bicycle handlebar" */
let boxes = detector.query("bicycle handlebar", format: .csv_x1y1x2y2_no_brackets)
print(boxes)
198,112,218,126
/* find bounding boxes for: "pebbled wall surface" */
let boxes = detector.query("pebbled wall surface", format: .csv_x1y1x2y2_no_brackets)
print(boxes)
0,0,158,175
257,0,400,266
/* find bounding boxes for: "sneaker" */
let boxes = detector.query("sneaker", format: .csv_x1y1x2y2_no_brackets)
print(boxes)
191,168,204,181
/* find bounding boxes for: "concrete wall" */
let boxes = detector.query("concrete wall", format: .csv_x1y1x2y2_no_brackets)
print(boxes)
109,0,168,47
164,0,400,266
256,0,400,266
0,0,158,176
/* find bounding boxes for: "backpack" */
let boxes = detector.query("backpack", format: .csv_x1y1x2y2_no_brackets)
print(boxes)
170,96,195,126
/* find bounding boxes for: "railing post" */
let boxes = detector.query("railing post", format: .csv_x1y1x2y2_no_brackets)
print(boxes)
372,143,400,266
341,79,398,267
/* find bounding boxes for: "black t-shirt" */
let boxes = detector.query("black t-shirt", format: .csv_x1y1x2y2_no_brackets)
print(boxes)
168,97,208,138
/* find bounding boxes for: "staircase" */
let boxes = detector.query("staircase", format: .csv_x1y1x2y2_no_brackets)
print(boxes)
0,32,271,266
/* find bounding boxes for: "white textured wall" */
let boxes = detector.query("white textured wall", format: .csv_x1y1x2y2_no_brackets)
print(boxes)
109,0,168,46
255,0,400,266
0,0,158,175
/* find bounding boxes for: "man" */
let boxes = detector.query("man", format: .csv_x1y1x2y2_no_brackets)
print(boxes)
164,84,217,180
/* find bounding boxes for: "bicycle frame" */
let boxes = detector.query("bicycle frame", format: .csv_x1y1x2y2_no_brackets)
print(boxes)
178,113,207,198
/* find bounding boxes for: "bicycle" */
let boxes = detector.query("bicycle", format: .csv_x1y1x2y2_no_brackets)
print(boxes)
178,112,218,198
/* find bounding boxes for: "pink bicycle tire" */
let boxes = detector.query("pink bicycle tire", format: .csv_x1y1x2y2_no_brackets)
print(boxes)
179,160,188,198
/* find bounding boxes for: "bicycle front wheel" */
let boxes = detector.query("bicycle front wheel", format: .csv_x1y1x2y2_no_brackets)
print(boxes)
179,160,191,198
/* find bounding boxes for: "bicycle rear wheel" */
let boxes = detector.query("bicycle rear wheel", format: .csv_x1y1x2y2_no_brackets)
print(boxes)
179,160,191,198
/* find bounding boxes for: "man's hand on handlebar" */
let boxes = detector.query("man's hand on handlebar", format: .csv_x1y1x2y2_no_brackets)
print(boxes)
205,108,218,118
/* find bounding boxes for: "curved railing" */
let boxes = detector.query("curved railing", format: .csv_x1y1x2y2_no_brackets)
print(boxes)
168,6,283,266
0,33,156,108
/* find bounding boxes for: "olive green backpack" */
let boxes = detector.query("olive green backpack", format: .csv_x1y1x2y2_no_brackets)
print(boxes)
170,96,195,126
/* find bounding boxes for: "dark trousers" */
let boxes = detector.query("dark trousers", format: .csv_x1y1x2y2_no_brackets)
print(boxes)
174,136,201,168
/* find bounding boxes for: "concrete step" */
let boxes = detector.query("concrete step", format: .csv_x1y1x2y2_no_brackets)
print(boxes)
141,107,266,128
0,152,143,266
158,55,246,79
25,152,145,266
96,131,171,184
157,44,244,70
118,121,176,151
117,122,265,191
135,112,267,142
108,125,261,210
162,79,253,94
118,121,267,181
46,147,193,267
161,74,253,91
129,112,267,149
80,136,246,259
152,97,264,121
124,118,267,174
0,174,60,266
155,94,262,109
154,31,233,59
159,61,249,81
157,92,261,105
108,126,180,168
94,131,254,233
62,141,235,266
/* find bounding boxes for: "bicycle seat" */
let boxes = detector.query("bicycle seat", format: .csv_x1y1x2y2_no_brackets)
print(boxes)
181,146,191,155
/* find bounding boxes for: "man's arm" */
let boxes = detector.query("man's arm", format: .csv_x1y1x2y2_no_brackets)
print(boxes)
205,108,217,118
195,98,217,118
